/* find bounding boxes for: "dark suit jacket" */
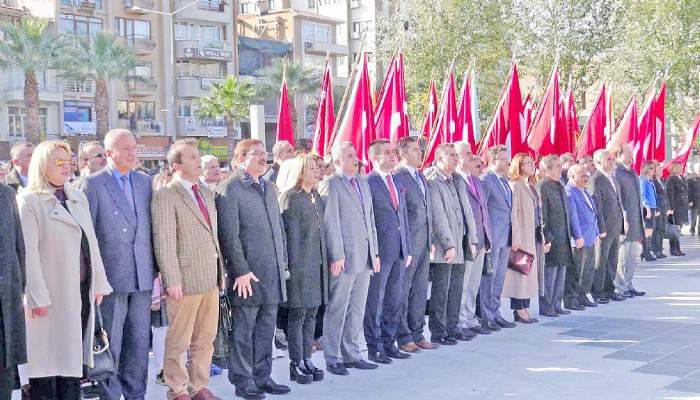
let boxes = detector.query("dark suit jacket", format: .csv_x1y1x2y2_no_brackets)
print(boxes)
263,163,280,184
687,175,700,211
614,163,644,242
653,178,669,214
666,175,689,225
367,170,412,264
588,170,624,238
482,171,512,248
565,183,599,246
5,169,25,192
216,168,288,306
394,166,432,257
539,177,574,268
461,173,492,250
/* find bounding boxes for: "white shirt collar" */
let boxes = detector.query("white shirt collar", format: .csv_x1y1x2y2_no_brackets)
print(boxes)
403,164,417,176
375,168,393,181
456,169,470,181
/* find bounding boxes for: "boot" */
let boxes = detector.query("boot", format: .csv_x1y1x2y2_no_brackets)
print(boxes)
641,237,657,261
289,361,313,384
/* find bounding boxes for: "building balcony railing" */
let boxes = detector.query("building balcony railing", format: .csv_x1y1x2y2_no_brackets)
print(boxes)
124,0,154,13
126,76,157,96
64,79,95,94
116,118,164,135
177,116,227,138
119,34,156,55
197,0,225,11
176,76,223,98
60,0,103,11
175,39,233,61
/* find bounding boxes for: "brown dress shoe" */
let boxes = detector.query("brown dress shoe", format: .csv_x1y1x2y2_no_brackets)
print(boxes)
191,388,221,400
399,342,421,353
415,339,439,349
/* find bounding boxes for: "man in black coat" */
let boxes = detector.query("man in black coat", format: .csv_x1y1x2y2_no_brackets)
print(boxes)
666,161,689,256
652,164,670,259
0,182,26,399
538,155,575,317
687,163,700,234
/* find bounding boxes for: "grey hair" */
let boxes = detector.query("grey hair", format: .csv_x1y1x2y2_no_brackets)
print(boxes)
104,129,134,151
331,141,354,163
272,140,292,160
592,149,609,165
567,164,585,181
453,141,472,155
540,154,559,171
10,142,33,161
201,154,218,169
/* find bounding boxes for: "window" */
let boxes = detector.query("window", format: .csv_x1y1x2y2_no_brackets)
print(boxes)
176,61,225,78
129,62,152,77
352,21,360,33
177,99,200,117
8,107,48,138
303,22,331,43
240,2,251,14
115,17,151,42
117,101,155,121
307,0,315,7
59,14,103,36
268,0,276,9
175,22,225,47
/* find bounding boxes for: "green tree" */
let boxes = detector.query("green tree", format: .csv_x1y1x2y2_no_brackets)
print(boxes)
0,16,69,144
61,32,140,140
197,76,256,149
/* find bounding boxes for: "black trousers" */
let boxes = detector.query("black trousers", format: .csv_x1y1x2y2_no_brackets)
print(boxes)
228,303,277,388
510,298,530,310
592,233,620,297
568,246,596,301
652,214,667,254
428,263,465,339
286,307,319,362
396,245,430,346
314,305,325,340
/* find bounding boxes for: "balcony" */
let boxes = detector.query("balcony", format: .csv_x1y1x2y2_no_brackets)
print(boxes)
60,0,103,12
303,40,348,56
177,117,227,138
119,34,156,55
175,39,233,61
0,0,26,17
64,79,95,95
116,119,164,135
127,76,157,96
3,71,62,103
174,0,228,23
124,0,154,13
176,76,223,98
197,0,225,11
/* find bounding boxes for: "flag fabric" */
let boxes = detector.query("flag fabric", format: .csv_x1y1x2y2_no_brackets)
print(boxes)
423,66,458,167
527,65,563,156
610,96,638,147
563,88,580,153
332,52,375,173
457,68,477,152
420,79,439,139
312,61,335,156
470,68,481,146
374,52,410,143
638,86,658,169
662,113,700,177
275,77,295,147
575,83,608,159
479,63,526,157
653,83,667,162
523,93,535,134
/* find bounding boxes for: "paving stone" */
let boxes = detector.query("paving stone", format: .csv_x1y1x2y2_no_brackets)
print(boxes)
665,379,700,393
633,362,698,378
604,350,663,362
558,329,608,339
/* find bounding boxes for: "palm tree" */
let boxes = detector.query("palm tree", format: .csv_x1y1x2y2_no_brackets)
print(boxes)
61,32,139,140
197,76,256,150
0,16,68,144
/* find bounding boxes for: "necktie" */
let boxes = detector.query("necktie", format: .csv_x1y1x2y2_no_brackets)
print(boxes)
499,176,511,204
120,175,136,214
414,170,426,197
468,175,477,195
191,184,211,227
349,177,364,206
386,175,399,210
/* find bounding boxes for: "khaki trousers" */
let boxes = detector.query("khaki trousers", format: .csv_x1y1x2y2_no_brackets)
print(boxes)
164,288,219,399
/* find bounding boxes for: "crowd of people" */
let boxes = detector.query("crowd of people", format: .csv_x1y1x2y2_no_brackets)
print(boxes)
0,129,695,400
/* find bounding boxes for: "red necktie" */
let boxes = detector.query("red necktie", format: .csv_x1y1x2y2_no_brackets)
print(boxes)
191,184,211,227
386,175,398,210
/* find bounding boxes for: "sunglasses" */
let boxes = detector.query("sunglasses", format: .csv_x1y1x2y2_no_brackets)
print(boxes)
54,158,72,167
88,153,105,160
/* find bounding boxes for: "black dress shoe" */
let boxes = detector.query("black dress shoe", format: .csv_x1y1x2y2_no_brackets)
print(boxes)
235,384,266,400
564,302,585,311
303,359,324,381
494,317,516,328
609,293,626,301
384,345,411,359
326,363,349,376
458,329,477,339
539,309,558,317
641,253,657,262
257,380,291,395
368,351,393,364
555,308,572,315
630,289,646,296
655,252,667,259
289,361,313,384
579,297,597,307
469,325,492,335
484,320,502,331
595,297,610,304
621,291,633,298
430,336,458,345
343,359,378,370
449,332,474,341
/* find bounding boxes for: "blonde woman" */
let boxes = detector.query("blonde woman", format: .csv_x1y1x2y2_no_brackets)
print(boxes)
17,141,112,399
502,153,539,323
277,154,328,384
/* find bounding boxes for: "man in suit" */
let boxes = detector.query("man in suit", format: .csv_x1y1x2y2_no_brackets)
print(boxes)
613,143,646,297
480,145,516,329
319,142,380,376
454,142,492,336
262,140,295,184
539,155,575,316
78,141,107,176
666,161,689,256
81,129,156,400
687,163,700,234
652,164,671,259
200,154,221,190
364,139,413,363
565,165,600,310
152,139,224,400
216,139,291,399
560,152,575,185
394,137,439,352
425,144,469,344
588,149,626,303
5,142,33,191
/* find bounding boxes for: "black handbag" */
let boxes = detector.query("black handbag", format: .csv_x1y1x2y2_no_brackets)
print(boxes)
87,304,116,381
219,291,233,334
482,252,494,276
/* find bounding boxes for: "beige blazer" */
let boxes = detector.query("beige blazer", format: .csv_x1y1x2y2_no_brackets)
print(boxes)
152,180,223,296
502,178,539,299
18,187,112,378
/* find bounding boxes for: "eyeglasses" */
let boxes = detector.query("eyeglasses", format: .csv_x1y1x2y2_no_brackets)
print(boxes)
54,158,72,167
246,150,267,157
88,153,105,160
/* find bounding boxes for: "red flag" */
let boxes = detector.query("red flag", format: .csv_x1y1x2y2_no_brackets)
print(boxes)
610,96,638,147
653,83,667,162
423,66,458,167
575,83,609,158
479,63,526,157
638,86,657,169
312,62,335,156
374,52,410,143
275,77,295,147
662,113,700,176
457,68,477,152
420,80,439,139
563,88,580,153
523,93,535,134
527,66,562,156
333,53,375,173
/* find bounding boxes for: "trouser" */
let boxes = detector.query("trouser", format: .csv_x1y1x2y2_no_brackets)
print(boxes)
364,256,405,352
29,376,80,400
228,303,277,388
314,306,325,340
396,245,430,346
428,263,466,339
510,299,530,310
478,245,510,322
459,249,486,329
653,214,667,254
151,326,168,372
322,269,371,365
276,307,289,335
0,367,13,400
287,307,319,362
592,233,620,298
690,208,700,233
567,246,596,302
616,241,642,292
99,290,152,400
540,266,566,312
164,288,218,400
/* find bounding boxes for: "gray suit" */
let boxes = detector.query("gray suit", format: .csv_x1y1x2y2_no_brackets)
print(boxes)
480,171,512,323
81,166,155,400
614,163,644,293
589,170,624,298
319,172,378,365
216,168,287,388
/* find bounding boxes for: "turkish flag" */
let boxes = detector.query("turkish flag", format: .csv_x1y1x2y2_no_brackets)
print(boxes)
638,87,658,169
527,67,563,156
479,63,526,158
457,68,477,152
653,83,667,162
423,66,458,167
662,113,700,176
420,80,439,139
374,52,410,143
610,96,640,171
312,62,335,156
563,88,579,153
275,78,295,147
575,83,609,158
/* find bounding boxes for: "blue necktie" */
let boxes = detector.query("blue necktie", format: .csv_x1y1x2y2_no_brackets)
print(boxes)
120,175,136,216
414,170,426,197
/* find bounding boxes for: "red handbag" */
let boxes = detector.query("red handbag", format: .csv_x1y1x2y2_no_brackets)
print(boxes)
508,248,534,275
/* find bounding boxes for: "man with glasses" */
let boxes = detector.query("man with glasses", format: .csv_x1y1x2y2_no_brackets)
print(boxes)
216,139,291,399
74,141,107,188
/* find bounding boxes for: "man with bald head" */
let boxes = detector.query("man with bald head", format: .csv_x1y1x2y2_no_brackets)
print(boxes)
81,128,156,400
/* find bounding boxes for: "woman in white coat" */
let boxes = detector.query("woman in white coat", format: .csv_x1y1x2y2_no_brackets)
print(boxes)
17,140,112,400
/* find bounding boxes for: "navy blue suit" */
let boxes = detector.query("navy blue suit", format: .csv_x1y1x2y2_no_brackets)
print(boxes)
364,170,412,351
